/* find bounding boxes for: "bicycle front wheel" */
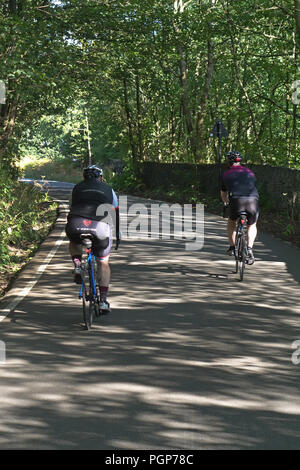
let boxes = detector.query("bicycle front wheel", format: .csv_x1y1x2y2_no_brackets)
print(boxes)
81,267,94,330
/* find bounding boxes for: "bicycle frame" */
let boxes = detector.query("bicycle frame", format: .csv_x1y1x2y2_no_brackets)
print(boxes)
234,212,248,281
79,249,97,300
78,237,100,329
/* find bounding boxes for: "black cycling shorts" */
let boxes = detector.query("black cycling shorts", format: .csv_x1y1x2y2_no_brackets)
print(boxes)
65,215,113,259
228,197,259,225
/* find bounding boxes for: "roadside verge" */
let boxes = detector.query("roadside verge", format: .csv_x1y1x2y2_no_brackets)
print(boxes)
0,201,69,321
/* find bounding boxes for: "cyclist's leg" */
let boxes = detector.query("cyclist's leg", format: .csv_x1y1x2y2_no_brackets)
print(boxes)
96,255,111,298
69,241,82,262
95,256,111,311
246,224,256,265
245,198,259,264
93,222,113,310
65,216,84,282
67,241,82,283
66,216,83,259
246,199,259,245
247,223,257,248
226,198,239,253
227,217,237,246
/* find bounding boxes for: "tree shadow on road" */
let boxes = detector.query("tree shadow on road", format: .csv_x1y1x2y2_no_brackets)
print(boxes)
1,229,300,450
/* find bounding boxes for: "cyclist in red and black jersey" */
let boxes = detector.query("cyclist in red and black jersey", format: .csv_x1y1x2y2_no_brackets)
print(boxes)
221,151,259,265
65,165,120,312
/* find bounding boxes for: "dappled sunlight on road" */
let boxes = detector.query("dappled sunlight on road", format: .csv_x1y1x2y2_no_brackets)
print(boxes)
0,194,300,449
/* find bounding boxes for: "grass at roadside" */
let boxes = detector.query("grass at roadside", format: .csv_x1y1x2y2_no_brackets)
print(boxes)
1,154,83,299
0,178,58,298
19,156,82,183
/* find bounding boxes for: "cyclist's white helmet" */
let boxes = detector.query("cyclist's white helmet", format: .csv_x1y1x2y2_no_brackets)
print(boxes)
83,165,103,179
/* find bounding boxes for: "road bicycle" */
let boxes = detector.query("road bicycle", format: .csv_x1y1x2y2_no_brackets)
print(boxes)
78,234,102,330
234,211,249,282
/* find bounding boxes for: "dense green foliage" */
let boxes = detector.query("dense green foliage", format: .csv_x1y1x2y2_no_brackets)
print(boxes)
0,173,57,269
0,174,57,300
0,0,299,172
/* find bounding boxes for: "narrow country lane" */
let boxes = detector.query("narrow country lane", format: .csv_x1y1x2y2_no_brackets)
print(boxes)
0,180,300,450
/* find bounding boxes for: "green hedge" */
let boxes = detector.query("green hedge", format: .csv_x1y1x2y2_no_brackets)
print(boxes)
0,173,58,272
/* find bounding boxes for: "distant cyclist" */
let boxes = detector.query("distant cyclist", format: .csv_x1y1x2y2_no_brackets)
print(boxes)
221,151,259,265
65,165,120,313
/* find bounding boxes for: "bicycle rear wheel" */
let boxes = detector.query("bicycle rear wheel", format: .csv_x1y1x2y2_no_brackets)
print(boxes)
239,253,246,282
83,291,94,330
237,233,247,281
91,257,100,318
234,231,245,281
81,267,94,330
235,231,241,274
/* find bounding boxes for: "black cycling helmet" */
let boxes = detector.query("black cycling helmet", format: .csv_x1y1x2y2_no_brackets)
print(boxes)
83,165,103,179
226,150,242,164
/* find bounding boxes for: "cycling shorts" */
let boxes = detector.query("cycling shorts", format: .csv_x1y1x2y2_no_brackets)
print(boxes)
228,197,259,225
65,215,113,259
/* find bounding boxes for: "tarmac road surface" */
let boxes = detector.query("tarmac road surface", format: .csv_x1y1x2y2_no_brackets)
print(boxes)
0,180,300,450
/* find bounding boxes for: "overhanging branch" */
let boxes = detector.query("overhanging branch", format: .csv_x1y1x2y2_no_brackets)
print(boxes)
256,94,300,118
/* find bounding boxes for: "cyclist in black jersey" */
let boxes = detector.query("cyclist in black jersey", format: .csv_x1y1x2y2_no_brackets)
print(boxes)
65,165,120,312
221,151,259,265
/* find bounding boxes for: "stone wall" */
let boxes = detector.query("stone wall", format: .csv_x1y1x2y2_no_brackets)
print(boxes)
140,162,300,219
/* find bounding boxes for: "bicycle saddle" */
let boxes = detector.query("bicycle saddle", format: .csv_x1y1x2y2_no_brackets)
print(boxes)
80,233,93,247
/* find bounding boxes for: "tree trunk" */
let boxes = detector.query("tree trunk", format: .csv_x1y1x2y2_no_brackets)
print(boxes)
177,44,197,157
226,8,264,163
173,0,197,158
8,0,17,14
84,106,92,166
135,72,143,161
122,76,138,166
169,109,176,162
155,112,162,162
196,37,214,158
295,0,300,45
293,30,298,164
0,94,19,161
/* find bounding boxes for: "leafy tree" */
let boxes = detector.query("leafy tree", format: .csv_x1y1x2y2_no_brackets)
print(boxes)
1,0,299,172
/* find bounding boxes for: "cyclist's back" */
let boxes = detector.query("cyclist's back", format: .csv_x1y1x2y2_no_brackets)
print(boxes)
65,165,120,312
69,178,118,220
222,165,259,199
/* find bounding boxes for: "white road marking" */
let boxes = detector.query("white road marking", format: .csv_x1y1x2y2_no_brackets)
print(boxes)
0,202,69,322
